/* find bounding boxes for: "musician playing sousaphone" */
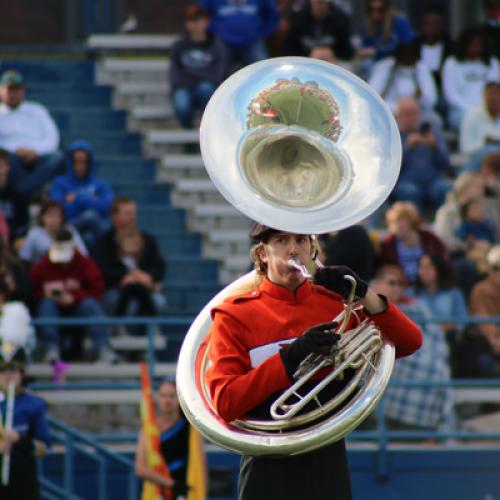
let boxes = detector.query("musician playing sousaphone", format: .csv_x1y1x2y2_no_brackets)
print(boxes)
205,222,422,500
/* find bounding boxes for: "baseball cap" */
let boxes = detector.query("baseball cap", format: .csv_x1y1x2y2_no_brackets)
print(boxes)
49,229,75,264
0,70,24,86
184,4,209,20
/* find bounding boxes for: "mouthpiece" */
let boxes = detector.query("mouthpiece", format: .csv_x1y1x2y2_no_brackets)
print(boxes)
287,259,312,279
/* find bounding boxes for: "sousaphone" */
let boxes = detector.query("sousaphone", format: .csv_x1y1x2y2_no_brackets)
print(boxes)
176,57,402,456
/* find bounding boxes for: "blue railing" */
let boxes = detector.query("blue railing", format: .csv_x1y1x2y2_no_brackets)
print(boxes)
41,416,139,500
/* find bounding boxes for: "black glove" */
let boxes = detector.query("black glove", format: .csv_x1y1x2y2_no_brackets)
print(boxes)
314,265,368,300
280,322,340,378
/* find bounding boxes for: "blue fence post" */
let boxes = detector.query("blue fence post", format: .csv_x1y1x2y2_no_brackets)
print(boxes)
375,399,389,480
64,433,75,495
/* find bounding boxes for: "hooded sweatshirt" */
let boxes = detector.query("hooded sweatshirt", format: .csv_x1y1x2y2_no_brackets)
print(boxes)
49,140,114,222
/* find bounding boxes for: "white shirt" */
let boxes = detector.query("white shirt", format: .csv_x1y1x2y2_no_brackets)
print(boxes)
420,43,443,73
368,57,437,112
459,104,500,154
0,100,59,155
442,56,500,114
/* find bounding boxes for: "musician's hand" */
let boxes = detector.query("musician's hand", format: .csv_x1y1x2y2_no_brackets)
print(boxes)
280,322,339,378
314,266,368,300
0,429,19,454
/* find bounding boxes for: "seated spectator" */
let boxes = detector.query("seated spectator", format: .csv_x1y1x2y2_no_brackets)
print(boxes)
319,224,376,282
378,201,450,285
467,245,500,376
460,82,500,169
49,140,113,248
267,0,292,58
481,153,500,228
455,198,496,274
198,0,279,69
411,4,454,103
114,228,164,327
358,0,415,77
0,148,28,244
414,253,468,342
0,70,63,197
92,197,166,319
169,5,229,130
390,98,451,211
442,29,499,129
284,0,354,61
372,265,453,432
29,229,115,363
0,236,31,304
19,200,87,267
368,44,438,119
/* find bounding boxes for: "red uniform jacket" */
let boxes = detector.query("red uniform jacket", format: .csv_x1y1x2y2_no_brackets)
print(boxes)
206,278,422,422
29,251,104,305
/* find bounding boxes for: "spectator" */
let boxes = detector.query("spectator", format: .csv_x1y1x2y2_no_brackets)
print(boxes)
114,228,164,332
285,0,354,61
319,224,376,282
411,4,454,100
358,0,415,77
267,0,292,58
0,356,50,499
0,236,31,304
442,29,499,129
49,140,113,249
198,0,279,68
459,82,500,169
414,253,468,342
0,70,63,197
378,201,450,285
92,197,166,319
19,200,87,267
309,45,337,64
372,265,453,432
481,153,500,226
0,148,29,244
368,43,438,118
169,5,228,130
481,0,500,57
468,245,500,376
391,97,451,211
29,229,115,363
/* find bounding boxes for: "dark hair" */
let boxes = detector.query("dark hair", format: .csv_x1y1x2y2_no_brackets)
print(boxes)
415,253,455,291
110,196,135,215
54,227,73,243
455,28,490,63
184,4,209,20
0,148,10,164
423,3,444,17
394,42,419,65
481,152,500,174
38,200,66,226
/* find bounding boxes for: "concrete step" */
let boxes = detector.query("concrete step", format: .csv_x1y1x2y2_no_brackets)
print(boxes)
111,334,166,352
27,362,175,380
39,389,142,405
88,34,176,50
97,57,169,85
113,82,170,109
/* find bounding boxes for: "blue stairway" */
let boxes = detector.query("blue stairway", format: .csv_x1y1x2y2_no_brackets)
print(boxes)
0,59,222,335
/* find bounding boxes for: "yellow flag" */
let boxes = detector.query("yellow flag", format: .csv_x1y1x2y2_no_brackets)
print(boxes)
187,426,207,500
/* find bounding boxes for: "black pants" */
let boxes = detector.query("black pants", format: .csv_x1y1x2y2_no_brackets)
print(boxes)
238,440,352,500
116,283,156,317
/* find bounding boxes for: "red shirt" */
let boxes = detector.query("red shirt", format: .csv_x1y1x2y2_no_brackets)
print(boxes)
206,277,422,422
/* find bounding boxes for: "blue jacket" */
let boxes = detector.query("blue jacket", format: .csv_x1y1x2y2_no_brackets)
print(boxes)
198,0,279,46
50,140,114,222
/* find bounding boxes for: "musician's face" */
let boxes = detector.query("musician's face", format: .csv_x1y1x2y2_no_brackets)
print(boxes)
0,367,22,391
260,232,311,290
157,381,179,416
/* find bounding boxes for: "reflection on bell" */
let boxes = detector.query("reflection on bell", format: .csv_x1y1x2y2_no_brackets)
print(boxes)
240,126,349,209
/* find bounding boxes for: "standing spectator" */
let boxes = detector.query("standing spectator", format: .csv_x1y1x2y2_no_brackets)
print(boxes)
49,140,113,249
0,148,29,244
92,197,166,318
0,70,63,197
468,245,500,376
358,0,415,77
378,201,450,286
368,43,438,117
442,29,499,129
391,97,451,211
169,5,229,130
0,357,51,500
372,265,453,432
459,82,500,168
29,229,115,363
284,0,354,61
411,5,454,101
19,200,87,267
198,0,279,68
